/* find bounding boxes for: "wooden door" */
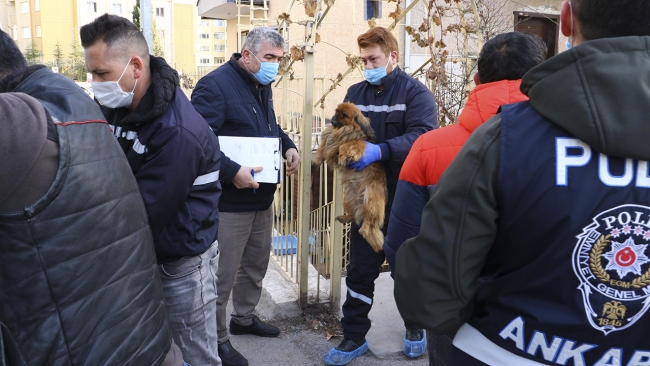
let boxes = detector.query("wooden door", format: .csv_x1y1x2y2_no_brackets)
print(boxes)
514,12,560,59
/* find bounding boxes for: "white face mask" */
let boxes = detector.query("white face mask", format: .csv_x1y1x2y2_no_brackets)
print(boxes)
91,59,137,108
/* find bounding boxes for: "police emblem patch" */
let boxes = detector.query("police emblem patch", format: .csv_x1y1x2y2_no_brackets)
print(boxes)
573,205,650,335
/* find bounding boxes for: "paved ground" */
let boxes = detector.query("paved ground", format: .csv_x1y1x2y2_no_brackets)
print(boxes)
223,260,430,366
229,329,429,366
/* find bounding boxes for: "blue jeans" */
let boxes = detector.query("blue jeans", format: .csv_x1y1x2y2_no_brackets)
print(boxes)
160,240,221,366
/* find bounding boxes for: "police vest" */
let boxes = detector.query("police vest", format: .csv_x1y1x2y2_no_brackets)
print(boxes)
468,102,650,366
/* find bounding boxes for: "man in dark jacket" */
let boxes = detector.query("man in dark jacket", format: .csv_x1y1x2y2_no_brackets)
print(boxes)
191,26,300,366
81,15,222,366
324,26,437,366
0,30,182,366
395,1,650,365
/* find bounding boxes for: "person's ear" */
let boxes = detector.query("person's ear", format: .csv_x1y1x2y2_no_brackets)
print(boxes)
561,1,573,37
131,56,144,79
242,49,252,65
473,72,481,86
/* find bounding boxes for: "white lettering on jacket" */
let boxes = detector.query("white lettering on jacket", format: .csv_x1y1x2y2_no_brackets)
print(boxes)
498,316,650,365
556,138,650,188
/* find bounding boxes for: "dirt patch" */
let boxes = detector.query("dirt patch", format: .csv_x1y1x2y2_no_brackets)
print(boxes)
279,302,343,341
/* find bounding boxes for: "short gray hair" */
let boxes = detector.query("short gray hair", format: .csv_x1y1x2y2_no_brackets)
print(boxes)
241,27,285,54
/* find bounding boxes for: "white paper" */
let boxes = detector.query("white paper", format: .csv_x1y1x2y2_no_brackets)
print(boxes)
218,136,282,183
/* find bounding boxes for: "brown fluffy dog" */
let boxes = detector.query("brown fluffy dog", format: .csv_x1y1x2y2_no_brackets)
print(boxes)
313,102,387,252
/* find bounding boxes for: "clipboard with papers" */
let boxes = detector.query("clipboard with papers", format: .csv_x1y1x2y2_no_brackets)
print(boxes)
218,136,282,184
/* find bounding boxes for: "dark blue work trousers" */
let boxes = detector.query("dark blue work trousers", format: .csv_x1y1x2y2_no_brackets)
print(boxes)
341,221,387,340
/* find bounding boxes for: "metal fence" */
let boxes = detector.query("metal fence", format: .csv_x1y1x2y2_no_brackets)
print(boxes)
270,73,366,308
265,0,428,310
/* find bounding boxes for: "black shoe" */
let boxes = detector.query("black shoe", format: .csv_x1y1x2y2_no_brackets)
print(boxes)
405,328,424,342
335,338,367,352
218,340,248,366
324,338,369,365
229,315,280,337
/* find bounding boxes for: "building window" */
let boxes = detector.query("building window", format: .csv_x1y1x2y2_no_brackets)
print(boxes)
199,33,209,39
155,7,164,17
199,45,210,52
214,20,225,27
199,58,210,64
22,27,30,39
111,3,122,14
199,20,209,27
214,57,225,64
365,0,381,20
35,0,40,11
21,2,29,13
87,1,97,13
214,32,226,40
214,44,225,52
35,25,41,37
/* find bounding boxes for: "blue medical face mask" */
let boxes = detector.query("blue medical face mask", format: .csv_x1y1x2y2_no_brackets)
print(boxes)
247,50,280,85
364,57,390,85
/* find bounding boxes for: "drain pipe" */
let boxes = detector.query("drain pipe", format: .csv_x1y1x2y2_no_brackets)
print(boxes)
404,0,411,73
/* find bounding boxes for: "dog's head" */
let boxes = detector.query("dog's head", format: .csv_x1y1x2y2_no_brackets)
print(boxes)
331,102,375,141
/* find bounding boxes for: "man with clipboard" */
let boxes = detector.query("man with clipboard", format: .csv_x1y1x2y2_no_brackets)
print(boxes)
192,27,300,366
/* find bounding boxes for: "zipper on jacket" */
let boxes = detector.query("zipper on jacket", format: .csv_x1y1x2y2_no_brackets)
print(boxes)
253,106,271,132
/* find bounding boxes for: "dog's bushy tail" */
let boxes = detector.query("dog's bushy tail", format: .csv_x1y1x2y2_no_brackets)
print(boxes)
359,224,384,252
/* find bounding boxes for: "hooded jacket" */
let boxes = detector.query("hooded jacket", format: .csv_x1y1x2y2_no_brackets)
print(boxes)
0,75,171,365
384,80,526,272
102,56,222,263
191,54,297,212
395,36,650,365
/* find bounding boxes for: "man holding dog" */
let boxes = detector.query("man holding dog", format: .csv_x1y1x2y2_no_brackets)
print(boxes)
324,26,437,365
396,0,650,364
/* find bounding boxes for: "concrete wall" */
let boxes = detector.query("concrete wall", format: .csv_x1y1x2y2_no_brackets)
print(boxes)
172,2,194,73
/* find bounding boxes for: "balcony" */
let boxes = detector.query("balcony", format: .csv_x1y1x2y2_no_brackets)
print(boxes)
197,0,268,20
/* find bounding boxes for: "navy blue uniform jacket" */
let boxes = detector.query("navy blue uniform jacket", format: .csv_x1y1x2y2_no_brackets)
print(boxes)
191,54,297,212
344,66,437,206
102,56,222,264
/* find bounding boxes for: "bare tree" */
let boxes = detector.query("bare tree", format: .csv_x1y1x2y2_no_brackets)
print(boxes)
405,0,512,126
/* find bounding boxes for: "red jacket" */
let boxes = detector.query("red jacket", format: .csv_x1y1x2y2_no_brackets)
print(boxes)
384,79,527,271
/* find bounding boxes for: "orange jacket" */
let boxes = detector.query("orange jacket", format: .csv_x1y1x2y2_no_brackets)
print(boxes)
403,79,528,187
384,79,528,271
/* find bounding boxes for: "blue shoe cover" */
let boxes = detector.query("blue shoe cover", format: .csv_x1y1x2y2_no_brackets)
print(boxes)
403,331,427,358
324,341,369,365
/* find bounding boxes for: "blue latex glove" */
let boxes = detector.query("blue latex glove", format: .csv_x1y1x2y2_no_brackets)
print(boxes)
348,141,381,171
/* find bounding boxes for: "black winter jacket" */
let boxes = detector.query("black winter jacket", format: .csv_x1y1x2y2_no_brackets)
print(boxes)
0,69,171,365
102,56,222,263
191,54,297,212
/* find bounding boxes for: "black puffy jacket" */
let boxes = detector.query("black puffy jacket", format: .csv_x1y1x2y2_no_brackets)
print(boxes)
0,68,172,365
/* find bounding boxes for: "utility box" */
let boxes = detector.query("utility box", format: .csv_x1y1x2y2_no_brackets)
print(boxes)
514,9,560,59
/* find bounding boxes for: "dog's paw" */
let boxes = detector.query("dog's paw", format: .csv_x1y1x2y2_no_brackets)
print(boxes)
336,214,353,224
338,155,351,167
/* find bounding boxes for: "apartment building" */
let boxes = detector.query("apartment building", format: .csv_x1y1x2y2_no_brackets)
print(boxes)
0,0,227,78
195,0,564,122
